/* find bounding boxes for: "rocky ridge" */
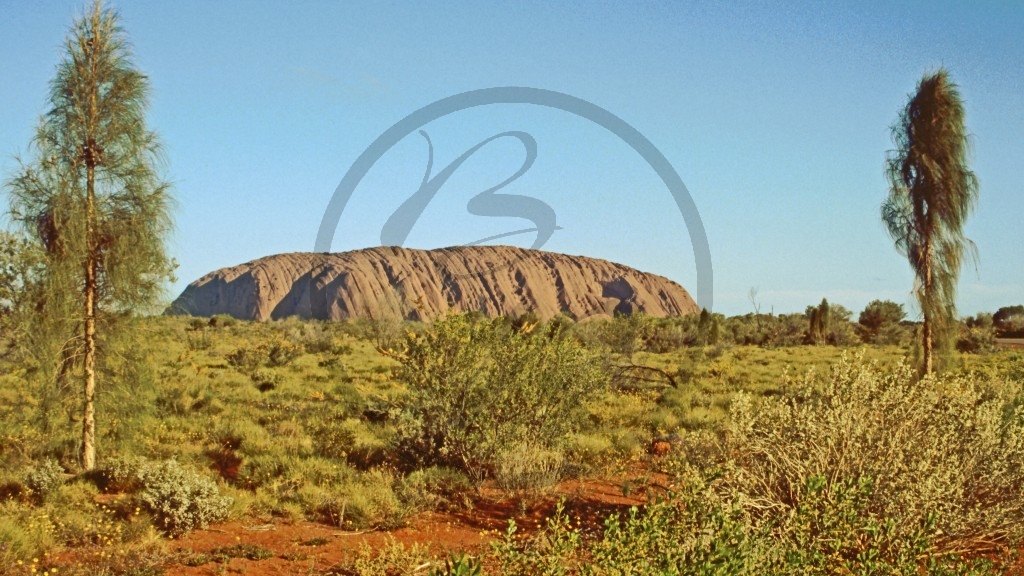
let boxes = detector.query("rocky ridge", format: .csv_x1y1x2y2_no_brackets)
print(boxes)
169,246,698,321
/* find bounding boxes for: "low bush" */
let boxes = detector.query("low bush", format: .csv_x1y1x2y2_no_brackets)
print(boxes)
136,459,232,535
185,329,212,351
296,470,408,530
393,313,608,481
586,476,764,574
210,418,275,457
396,466,474,512
958,326,997,354
430,552,484,576
319,354,346,372
250,368,283,392
304,331,352,356
0,479,28,504
234,453,290,490
97,455,148,493
0,503,54,570
493,440,565,494
208,314,237,328
226,344,266,373
725,354,1024,553
326,382,363,415
24,458,65,501
308,415,356,460
267,340,302,367
345,537,432,576
565,433,615,472
494,465,1001,575
493,354,1022,574
491,500,583,575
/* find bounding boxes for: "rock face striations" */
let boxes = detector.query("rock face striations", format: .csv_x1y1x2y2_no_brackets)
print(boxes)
169,246,698,322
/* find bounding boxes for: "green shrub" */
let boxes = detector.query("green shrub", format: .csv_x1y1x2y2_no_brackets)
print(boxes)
250,368,283,392
304,331,351,355
185,330,212,351
491,499,583,575
24,458,65,501
327,382,363,415
319,354,346,373
495,461,1001,575
493,440,565,494
226,344,266,373
136,459,232,535
724,353,1024,561
304,411,384,468
210,418,275,457
44,481,107,546
0,502,54,569
267,340,302,367
98,455,148,493
233,454,291,491
347,537,432,576
958,326,997,354
566,433,615,471
774,474,963,574
208,314,237,328
309,416,356,460
396,466,474,512
430,552,483,576
296,470,407,530
394,313,607,480
587,477,764,574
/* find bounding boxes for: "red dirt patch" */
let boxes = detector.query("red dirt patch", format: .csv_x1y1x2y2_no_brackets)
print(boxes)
156,471,660,575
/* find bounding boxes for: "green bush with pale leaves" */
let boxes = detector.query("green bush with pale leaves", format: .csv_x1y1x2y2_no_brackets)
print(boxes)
725,353,1024,551
393,313,607,482
136,459,232,536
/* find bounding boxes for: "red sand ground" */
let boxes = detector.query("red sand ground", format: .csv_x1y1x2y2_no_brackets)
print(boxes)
157,472,668,575
43,467,1024,575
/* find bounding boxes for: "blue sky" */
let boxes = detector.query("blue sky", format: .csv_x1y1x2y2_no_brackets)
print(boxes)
1,1,1021,316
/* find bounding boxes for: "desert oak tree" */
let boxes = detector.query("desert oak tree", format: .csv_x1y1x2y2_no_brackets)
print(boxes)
882,70,978,376
6,1,174,470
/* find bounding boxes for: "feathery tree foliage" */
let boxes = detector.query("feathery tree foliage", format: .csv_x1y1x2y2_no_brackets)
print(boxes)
805,298,831,345
858,299,907,345
882,69,978,375
6,1,174,470
0,232,40,329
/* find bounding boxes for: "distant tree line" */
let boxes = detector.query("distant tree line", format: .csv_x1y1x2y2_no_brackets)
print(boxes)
524,298,1019,357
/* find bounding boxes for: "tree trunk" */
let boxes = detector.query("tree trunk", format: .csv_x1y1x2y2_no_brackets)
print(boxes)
922,241,934,376
82,164,97,471
922,310,933,376
82,34,98,472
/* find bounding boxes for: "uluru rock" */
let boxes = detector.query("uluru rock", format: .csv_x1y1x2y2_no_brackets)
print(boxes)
168,246,698,321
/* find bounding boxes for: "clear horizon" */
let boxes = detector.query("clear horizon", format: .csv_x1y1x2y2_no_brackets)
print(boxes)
2,1,1021,317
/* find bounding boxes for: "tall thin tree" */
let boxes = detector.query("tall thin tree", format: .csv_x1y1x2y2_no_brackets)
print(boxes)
7,1,174,470
882,69,978,375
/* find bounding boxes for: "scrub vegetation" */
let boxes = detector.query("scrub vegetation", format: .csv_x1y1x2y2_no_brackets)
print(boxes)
0,310,1022,574
3,2,1020,574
